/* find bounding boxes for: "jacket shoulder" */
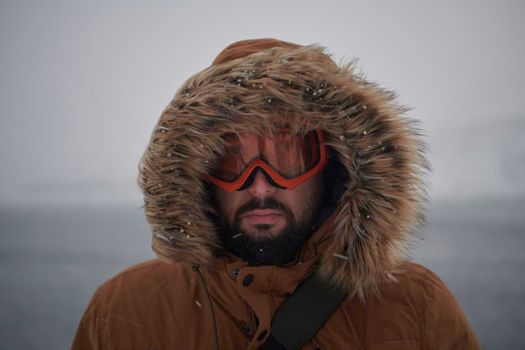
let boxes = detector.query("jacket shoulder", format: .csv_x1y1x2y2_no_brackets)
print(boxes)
71,259,197,350
367,261,456,308
393,261,446,283
392,261,480,350
92,259,193,308
335,262,480,349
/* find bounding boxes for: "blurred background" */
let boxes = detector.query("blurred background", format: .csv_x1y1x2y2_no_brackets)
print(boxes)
1,1,524,349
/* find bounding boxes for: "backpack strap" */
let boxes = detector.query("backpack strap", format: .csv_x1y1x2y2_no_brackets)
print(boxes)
259,272,347,350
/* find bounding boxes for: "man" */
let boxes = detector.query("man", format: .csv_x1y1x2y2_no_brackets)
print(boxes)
72,38,480,349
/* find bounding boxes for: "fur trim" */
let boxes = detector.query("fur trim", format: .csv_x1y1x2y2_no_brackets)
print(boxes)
138,44,430,299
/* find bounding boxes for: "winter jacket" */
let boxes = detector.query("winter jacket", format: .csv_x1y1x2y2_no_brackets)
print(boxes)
72,38,480,349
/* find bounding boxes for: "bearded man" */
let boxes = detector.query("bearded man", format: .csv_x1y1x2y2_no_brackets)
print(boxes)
72,38,480,349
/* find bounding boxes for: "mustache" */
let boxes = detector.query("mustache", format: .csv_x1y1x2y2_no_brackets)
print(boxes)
235,197,293,219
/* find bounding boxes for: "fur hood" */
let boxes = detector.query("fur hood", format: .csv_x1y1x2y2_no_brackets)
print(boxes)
138,38,430,298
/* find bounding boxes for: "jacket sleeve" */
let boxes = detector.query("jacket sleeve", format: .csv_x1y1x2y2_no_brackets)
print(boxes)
71,287,107,350
421,269,480,350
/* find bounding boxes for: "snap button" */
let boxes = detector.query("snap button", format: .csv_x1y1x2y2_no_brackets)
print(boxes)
257,329,268,341
240,323,250,335
231,268,240,278
242,273,254,286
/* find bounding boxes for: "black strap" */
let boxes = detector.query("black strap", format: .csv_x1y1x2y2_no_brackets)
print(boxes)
259,273,346,350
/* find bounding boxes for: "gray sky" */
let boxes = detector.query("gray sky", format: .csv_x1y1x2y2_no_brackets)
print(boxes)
1,0,524,207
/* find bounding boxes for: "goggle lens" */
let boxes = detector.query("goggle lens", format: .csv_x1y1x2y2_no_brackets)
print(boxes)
208,128,327,191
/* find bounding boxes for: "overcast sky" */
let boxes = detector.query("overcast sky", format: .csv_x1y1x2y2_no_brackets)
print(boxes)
1,0,524,207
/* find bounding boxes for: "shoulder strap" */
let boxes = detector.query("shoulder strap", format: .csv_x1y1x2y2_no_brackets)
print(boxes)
259,272,347,350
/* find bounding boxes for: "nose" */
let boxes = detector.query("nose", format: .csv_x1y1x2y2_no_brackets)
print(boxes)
248,169,278,196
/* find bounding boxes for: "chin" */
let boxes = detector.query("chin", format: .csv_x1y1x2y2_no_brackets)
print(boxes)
243,223,285,239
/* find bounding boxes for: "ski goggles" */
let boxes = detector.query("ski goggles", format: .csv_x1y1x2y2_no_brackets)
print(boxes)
207,128,328,192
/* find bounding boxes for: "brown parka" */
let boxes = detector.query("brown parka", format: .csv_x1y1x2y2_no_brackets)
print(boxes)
72,38,480,349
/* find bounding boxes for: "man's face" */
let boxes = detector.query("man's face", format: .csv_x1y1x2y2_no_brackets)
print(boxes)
212,156,326,265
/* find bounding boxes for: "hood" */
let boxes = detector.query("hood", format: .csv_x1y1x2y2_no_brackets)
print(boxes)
138,38,430,299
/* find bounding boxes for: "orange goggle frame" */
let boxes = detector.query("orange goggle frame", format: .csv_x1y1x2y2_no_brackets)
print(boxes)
207,128,328,192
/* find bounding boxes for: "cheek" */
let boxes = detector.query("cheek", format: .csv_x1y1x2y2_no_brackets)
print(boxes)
294,177,325,214
281,190,311,219
215,189,241,220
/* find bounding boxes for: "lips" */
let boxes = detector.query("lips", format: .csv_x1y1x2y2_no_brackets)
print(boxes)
241,209,282,218
241,209,283,224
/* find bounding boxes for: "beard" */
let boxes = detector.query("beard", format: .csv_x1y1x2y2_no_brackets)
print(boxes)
216,196,322,266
